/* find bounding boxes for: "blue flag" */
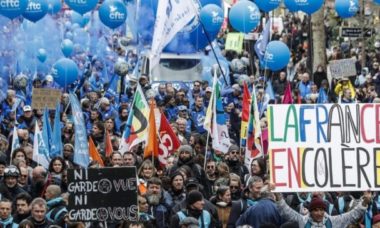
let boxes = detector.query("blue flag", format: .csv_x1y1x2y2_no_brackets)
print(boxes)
265,80,275,100
254,19,271,62
50,101,63,158
42,108,52,157
317,88,328,103
70,93,90,168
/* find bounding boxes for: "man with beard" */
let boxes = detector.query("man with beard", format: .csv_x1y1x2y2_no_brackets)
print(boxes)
204,160,217,196
225,145,248,182
145,177,173,228
227,176,264,227
13,192,32,223
0,166,26,201
170,145,207,190
115,107,128,133
170,190,216,228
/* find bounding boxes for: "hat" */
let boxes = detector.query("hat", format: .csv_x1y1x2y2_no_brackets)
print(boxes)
186,190,203,206
228,144,240,153
179,145,192,154
373,214,380,224
46,75,53,82
185,178,199,189
205,87,212,93
179,217,199,228
23,105,32,112
340,77,349,81
170,171,184,182
232,84,241,91
308,196,326,211
178,105,187,112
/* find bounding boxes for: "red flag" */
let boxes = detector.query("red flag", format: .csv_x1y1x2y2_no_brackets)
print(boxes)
282,82,293,104
105,130,113,157
297,93,302,104
240,82,251,146
89,136,104,167
158,113,180,167
143,101,159,159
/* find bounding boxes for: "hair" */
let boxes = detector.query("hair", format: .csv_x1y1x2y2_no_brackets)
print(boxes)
216,162,230,178
247,176,263,188
11,148,27,161
216,186,230,198
46,185,62,198
48,157,67,174
147,177,162,187
93,121,105,133
137,160,155,178
15,192,32,204
250,157,267,177
30,197,47,210
0,198,11,204
229,173,242,186
18,219,35,228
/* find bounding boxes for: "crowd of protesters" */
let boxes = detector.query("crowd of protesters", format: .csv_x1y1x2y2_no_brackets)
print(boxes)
3,6,380,228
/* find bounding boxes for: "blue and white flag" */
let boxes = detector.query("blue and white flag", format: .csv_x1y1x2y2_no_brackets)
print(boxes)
10,125,20,161
51,101,63,158
33,122,51,169
70,93,90,168
42,108,52,157
254,19,271,62
150,0,198,68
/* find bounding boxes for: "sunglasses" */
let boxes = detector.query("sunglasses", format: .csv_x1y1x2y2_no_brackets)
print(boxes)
230,151,239,155
230,185,239,189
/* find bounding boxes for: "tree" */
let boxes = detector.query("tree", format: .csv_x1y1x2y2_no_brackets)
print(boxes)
311,6,327,74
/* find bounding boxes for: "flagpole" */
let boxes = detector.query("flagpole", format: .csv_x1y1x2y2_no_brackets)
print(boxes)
188,2,228,85
203,130,210,170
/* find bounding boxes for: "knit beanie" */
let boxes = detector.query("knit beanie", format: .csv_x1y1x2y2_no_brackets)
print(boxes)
179,145,193,154
308,196,326,211
228,144,240,153
186,190,203,206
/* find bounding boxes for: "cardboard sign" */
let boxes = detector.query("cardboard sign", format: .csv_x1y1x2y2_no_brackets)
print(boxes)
225,33,244,53
31,88,61,110
67,167,138,222
268,104,380,192
327,58,357,79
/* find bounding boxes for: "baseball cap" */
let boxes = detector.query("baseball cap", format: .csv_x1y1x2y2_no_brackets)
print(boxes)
23,105,32,112
178,105,187,112
205,87,212,93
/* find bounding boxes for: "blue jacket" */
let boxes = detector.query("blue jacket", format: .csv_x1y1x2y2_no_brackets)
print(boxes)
236,198,282,227
190,107,206,134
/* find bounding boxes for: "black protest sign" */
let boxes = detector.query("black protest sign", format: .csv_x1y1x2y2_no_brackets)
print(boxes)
67,167,138,222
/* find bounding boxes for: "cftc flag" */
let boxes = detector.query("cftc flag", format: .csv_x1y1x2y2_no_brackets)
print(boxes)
150,0,198,68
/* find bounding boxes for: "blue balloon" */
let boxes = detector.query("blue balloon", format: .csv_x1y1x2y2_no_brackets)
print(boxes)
51,58,79,87
61,39,74,57
47,0,61,14
71,11,84,26
65,0,97,15
99,0,127,29
254,0,281,12
0,0,28,19
284,0,299,12
229,1,260,33
37,48,47,62
298,0,323,15
335,0,359,18
200,4,223,33
138,0,222,54
65,31,73,39
264,41,290,71
23,0,48,22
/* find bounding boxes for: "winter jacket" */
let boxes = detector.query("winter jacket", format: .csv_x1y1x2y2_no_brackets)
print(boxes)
236,198,281,227
0,216,18,228
276,198,366,227
46,197,67,226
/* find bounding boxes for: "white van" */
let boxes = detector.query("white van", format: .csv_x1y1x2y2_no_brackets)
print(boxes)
140,52,204,83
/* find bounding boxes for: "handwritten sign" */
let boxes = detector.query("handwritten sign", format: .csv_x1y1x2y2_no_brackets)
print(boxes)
31,88,61,110
268,104,380,192
67,167,138,222
225,33,244,53
328,58,357,79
